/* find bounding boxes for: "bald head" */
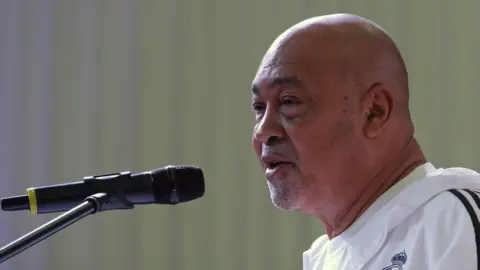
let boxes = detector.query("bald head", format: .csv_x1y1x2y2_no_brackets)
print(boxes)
258,13,411,131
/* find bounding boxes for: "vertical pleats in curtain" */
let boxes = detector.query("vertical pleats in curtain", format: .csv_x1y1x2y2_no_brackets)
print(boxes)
0,1,479,270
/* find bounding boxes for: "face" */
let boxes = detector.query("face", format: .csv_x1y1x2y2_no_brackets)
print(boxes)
251,46,367,213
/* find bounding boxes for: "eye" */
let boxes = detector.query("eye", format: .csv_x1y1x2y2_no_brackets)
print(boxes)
280,96,300,106
252,102,266,113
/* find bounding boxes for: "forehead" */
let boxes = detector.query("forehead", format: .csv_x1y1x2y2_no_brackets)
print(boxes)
253,44,310,84
252,46,337,97
253,36,332,83
254,59,305,81
252,31,351,97
252,62,306,94
256,37,317,76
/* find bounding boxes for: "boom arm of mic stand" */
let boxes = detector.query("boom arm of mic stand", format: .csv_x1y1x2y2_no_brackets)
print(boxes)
0,193,110,263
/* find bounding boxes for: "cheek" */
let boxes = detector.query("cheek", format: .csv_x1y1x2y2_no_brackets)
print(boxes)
286,121,350,172
287,129,329,168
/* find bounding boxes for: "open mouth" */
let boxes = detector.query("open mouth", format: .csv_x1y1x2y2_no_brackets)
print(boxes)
267,161,290,169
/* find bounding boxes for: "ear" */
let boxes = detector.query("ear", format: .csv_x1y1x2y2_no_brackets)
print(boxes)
361,83,393,138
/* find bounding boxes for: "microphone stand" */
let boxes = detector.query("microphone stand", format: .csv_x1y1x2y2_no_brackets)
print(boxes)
0,193,110,263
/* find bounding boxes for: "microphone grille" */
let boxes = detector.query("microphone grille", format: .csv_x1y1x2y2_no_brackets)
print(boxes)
151,165,205,204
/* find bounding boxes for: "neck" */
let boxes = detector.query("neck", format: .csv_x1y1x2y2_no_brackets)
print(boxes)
320,137,426,239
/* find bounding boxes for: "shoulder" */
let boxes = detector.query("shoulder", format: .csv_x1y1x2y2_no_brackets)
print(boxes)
412,188,479,254
411,165,480,230
409,188,480,268
435,166,480,176
420,188,480,232
423,188,480,221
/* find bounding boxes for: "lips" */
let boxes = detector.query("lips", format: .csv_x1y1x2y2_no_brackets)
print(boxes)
267,161,290,169
261,155,291,169
261,154,294,180
265,162,293,181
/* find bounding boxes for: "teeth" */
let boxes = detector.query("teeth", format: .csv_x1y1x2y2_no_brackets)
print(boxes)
270,161,282,168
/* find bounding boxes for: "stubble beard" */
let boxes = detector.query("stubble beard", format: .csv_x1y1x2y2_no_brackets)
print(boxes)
267,178,302,211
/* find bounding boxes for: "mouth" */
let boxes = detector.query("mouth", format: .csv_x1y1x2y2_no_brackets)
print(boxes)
265,161,294,181
261,154,293,170
266,161,291,170
261,154,294,180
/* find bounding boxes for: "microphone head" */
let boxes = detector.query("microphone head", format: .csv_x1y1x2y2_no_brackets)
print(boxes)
1,195,30,211
151,165,205,205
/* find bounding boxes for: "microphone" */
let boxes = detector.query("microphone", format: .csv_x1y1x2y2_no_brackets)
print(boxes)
0,165,205,214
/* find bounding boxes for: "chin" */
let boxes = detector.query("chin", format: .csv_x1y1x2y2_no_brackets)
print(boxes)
271,200,301,211
268,182,303,211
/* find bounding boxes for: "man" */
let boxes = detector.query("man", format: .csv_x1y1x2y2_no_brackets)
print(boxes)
251,13,480,269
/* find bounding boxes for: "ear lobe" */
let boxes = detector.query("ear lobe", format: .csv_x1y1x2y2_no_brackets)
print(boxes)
362,84,393,138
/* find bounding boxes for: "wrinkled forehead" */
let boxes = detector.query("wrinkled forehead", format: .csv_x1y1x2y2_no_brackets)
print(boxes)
259,33,318,70
253,46,315,88
252,49,341,96
253,61,306,91
251,63,304,98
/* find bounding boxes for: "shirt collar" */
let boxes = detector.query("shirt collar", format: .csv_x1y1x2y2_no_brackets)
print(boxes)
339,162,435,238
324,163,436,269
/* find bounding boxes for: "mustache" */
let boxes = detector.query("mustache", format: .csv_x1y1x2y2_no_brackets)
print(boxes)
262,145,292,159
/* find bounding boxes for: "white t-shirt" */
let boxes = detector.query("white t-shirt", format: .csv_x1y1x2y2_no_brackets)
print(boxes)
302,163,480,270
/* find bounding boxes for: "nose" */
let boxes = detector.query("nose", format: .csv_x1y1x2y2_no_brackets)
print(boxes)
253,107,285,144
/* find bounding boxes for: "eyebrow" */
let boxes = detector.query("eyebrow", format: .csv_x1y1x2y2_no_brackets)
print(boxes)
252,76,302,95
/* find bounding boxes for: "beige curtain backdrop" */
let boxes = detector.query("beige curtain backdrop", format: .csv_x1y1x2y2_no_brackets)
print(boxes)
1,1,479,269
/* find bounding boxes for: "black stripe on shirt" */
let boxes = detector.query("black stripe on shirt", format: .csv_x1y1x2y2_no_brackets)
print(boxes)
448,189,480,270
